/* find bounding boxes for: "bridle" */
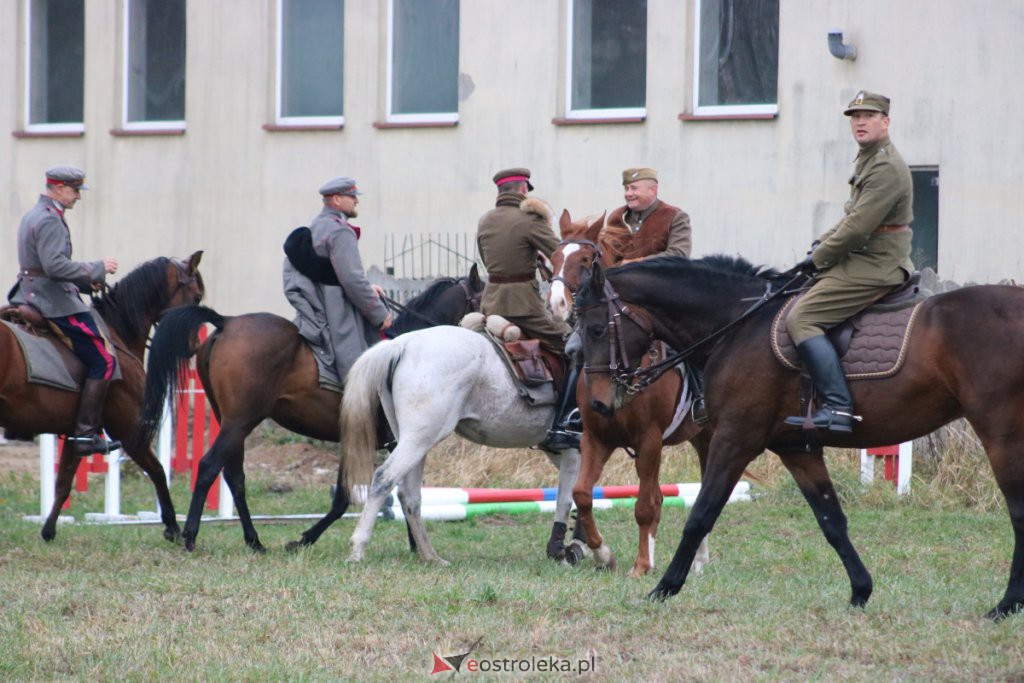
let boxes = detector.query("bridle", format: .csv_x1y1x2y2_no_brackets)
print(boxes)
168,257,202,306
575,268,808,397
550,237,602,319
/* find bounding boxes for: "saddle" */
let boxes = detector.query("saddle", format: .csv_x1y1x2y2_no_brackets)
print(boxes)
0,304,122,391
772,272,929,380
460,312,563,406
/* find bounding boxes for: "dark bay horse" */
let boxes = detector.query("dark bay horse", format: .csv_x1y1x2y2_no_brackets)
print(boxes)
0,252,204,542
134,267,483,552
575,256,1024,619
548,210,710,576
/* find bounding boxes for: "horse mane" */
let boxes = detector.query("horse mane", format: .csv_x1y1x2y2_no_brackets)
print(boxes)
92,257,173,349
388,277,461,336
611,253,787,284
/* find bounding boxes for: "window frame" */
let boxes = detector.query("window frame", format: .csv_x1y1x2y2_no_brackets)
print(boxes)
384,0,459,125
691,0,779,118
121,0,186,132
563,0,646,121
23,0,85,134
274,0,345,127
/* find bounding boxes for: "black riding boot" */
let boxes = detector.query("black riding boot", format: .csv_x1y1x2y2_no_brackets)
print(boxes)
538,366,581,453
67,379,122,457
783,335,860,433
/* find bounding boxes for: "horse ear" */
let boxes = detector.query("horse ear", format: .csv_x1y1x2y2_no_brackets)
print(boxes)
187,250,203,271
585,211,605,243
558,209,572,238
469,262,481,287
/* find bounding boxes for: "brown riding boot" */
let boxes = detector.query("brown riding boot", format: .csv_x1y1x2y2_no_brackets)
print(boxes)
67,379,122,457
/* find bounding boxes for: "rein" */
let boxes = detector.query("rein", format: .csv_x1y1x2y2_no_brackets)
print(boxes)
580,270,809,395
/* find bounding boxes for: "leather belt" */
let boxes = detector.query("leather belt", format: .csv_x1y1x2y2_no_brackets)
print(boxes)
20,268,46,277
873,224,910,234
488,272,535,284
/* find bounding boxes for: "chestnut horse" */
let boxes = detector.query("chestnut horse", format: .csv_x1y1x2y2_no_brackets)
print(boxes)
547,210,711,576
575,255,1024,619
0,252,204,543
134,268,483,552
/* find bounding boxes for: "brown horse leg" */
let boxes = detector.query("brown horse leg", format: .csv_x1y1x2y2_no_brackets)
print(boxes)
649,435,756,600
41,441,81,542
775,449,873,608
629,432,664,578
286,461,353,552
221,451,265,553
573,432,616,571
965,425,1024,619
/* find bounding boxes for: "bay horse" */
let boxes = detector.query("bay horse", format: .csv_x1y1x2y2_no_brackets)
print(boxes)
575,255,1024,619
134,268,484,552
548,210,710,576
0,252,204,542
327,324,583,564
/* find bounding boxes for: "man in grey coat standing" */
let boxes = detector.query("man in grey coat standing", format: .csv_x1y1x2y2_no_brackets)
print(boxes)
8,166,120,456
284,176,391,387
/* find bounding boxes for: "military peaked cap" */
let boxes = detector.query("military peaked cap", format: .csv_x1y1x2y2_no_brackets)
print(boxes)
45,165,88,190
493,167,534,192
319,176,362,196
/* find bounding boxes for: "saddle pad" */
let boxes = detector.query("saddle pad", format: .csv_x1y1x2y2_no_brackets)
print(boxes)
772,296,924,380
3,320,86,391
303,338,342,394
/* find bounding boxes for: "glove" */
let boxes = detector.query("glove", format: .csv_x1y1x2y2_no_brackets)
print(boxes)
796,255,818,275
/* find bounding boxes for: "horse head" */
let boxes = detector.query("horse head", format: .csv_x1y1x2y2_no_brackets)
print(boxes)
167,251,205,308
575,262,657,416
549,209,606,320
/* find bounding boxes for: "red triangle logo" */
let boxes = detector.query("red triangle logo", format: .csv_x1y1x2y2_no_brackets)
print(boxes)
431,652,455,674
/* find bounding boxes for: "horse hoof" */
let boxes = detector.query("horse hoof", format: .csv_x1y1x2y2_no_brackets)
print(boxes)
249,542,267,555
284,540,304,554
183,538,196,552
985,601,1022,621
647,582,679,602
164,527,182,543
564,543,586,567
40,527,55,543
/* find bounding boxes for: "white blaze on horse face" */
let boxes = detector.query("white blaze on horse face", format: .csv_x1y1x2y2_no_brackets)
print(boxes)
549,243,580,321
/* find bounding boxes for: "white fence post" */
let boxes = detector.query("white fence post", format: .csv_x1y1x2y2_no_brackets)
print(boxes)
39,433,55,517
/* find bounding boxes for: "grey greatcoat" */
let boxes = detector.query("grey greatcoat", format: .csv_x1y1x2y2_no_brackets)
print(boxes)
283,206,389,386
8,195,106,317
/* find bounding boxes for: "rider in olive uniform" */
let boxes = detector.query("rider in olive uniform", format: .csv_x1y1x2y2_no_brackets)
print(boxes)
785,92,915,433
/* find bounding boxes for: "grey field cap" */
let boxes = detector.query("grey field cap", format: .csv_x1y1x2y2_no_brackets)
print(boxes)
318,176,362,196
45,165,88,190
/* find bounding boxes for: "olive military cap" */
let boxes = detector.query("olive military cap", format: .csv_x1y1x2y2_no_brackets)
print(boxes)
493,167,534,192
622,167,658,185
844,91,890,116
45,165,88,190
318,176,362,196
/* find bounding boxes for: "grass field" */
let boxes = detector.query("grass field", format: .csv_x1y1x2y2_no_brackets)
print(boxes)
1,431,1022,681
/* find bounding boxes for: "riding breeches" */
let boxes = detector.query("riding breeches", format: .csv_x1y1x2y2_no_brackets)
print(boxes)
785,274,894,346
47,313,118,380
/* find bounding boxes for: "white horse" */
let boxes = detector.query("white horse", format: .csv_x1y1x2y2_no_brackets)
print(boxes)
340,325,583,564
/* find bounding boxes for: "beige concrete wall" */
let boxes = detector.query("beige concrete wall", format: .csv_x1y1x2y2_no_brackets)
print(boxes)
3,0,1023,318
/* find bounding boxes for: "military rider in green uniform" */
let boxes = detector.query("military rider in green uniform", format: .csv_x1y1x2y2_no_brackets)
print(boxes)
476,168,576,451
784,91,915,433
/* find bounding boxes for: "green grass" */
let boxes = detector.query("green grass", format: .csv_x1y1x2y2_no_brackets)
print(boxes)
1,454,1023,681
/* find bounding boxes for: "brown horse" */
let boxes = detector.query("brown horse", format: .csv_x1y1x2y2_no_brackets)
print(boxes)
134,268,484,552
0,252,204,543
548,210,710,576
575,255,1024,619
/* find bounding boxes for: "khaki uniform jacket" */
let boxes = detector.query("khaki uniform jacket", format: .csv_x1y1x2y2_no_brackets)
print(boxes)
811,136,914,285
283,206,389,384
608,200,692,260
477,194,560,317
8,195,106,318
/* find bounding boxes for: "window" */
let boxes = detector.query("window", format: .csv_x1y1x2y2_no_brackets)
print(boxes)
25,0,85,132
386,0,459,124
123,0,186,129
910,168,939,272
693,0,778,116
566,0,647,119
276,0,344,125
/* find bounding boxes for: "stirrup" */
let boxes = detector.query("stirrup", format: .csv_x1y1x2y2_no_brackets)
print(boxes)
536,428,581,454
560,408,582,432
67,434,122,457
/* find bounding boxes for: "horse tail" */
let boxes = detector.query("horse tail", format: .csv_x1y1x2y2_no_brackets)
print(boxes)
341,338,403,493
130,305,228,451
